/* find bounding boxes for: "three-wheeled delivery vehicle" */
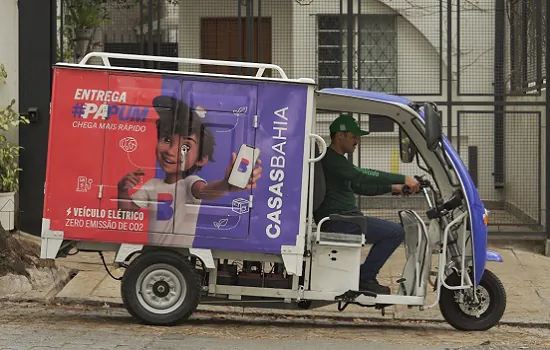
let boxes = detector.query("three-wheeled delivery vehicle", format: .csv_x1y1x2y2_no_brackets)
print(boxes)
40,52,506,331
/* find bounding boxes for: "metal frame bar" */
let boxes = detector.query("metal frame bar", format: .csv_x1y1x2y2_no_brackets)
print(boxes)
398,209,432,297
521,0,528,89
420,100,547,106
156,0,162,67
446,0,453,139
347,0,354,89
493,0,506,187
139,0,145,67
545,0,550,241
238,0,242,73
59,0,64,62
424,211,473,309
184,208,467,308
246,0,254,75
456,0,461,96
438,0,443,97
258,0,262,65
76,51,290,80
147,0,154,68
535,0,542,88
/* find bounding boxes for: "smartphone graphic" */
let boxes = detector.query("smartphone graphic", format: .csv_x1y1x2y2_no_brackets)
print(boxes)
228,144,260,189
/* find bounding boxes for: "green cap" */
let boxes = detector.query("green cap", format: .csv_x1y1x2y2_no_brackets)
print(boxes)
329,113,370,136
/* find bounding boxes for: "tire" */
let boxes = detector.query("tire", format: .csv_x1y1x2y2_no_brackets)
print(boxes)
439,269,506,331
121,250,201,326
297,300,312,309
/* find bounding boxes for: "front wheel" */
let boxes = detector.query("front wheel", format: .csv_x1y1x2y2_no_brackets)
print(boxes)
121,250,201,326
439,269,506,331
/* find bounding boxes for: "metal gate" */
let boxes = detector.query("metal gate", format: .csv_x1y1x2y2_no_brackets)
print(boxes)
56,0,549,238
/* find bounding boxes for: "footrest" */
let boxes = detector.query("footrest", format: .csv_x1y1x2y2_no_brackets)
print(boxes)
335,289,377,302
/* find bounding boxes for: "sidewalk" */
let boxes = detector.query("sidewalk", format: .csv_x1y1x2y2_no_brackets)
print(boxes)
42,240,550,325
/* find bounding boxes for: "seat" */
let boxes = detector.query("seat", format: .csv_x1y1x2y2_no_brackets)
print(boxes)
310,143,366,245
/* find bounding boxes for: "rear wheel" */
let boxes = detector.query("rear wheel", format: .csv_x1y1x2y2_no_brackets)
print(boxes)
121,250,201,326
439,269,506,331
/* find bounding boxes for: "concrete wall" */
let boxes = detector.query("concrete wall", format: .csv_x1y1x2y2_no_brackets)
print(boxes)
0,0,19,146
291,0,442,95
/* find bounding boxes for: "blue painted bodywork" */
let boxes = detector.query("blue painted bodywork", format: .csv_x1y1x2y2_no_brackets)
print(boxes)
486,250,504,262
319,88,503,286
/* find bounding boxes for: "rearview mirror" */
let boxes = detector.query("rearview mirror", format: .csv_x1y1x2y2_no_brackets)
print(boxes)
424,102,442,151
399,127,417,163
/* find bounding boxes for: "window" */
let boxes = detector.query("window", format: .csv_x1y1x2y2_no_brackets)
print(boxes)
358,16,398,93
317,14,397,132
317,15,344,90
317,14,398,93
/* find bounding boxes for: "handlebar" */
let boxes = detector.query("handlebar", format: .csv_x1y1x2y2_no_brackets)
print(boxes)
395,175,432,196
392,174,464,220
414,175,433,189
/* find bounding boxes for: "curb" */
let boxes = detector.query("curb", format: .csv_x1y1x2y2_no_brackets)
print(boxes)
0,267,77,304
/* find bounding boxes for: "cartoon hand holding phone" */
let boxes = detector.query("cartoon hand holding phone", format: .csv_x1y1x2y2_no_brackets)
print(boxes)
115,144,262,213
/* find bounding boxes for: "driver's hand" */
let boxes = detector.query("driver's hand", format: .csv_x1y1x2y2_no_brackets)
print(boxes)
392,184,407,196
405,176,421,193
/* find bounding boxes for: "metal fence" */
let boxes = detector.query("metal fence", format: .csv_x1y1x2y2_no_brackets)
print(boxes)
56,0,549,237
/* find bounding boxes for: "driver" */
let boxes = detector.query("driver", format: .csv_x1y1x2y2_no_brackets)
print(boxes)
313,113,421,295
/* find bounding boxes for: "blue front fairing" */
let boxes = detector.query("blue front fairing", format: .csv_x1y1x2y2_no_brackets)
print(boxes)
320,88,488,286
435,136,487,286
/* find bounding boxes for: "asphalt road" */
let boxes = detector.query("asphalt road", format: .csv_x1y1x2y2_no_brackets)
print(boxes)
0,302,549,350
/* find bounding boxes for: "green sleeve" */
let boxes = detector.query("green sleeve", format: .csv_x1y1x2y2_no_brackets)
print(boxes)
355,167,407,185
326,152,406,186
351,183,393,196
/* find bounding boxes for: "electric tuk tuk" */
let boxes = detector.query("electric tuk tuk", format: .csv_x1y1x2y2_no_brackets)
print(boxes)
40,52,506,332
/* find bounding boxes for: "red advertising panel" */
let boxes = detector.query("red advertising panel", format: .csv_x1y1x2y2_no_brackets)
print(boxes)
44,67,163,244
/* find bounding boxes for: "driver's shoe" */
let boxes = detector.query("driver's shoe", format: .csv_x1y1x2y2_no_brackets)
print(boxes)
359,279,391,295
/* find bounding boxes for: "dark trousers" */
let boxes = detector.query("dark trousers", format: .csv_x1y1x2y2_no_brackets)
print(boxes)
321,211,405,282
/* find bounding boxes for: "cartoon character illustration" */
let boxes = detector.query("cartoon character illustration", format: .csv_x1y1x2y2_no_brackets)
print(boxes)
116,95,262,246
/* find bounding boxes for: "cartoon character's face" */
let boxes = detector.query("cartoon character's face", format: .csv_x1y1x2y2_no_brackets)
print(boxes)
156,133,208,174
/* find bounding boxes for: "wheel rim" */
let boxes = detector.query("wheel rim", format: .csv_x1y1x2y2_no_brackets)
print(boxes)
455,285,491,317
136,263,187,315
